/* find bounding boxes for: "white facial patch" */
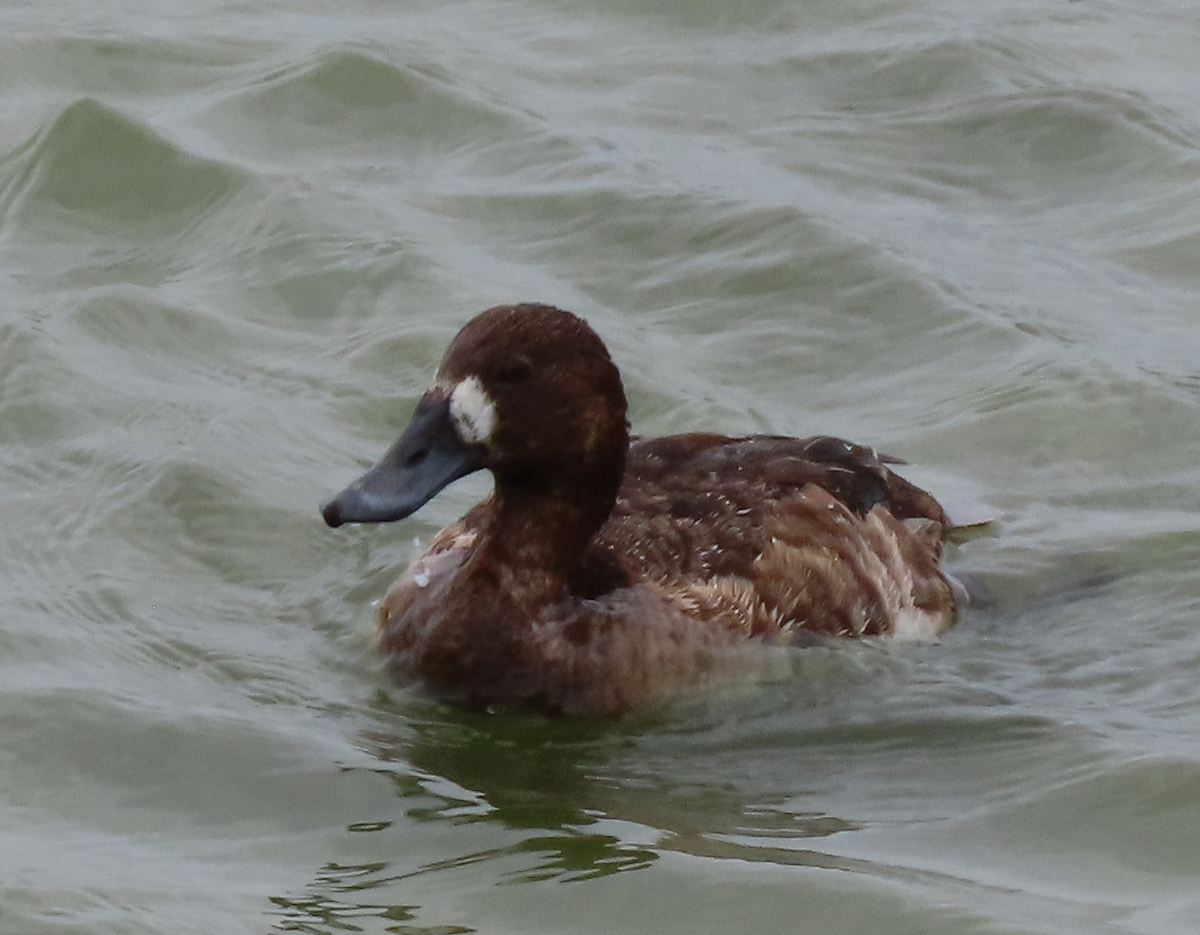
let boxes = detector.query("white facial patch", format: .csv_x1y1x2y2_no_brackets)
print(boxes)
448,376,497,445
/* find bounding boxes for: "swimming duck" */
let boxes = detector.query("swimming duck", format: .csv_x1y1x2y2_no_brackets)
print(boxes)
322,303,960,715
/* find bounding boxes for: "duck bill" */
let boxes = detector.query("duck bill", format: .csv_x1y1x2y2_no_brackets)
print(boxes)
320,392,484,528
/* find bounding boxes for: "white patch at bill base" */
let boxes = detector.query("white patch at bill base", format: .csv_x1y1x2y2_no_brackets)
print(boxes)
449,376,497,444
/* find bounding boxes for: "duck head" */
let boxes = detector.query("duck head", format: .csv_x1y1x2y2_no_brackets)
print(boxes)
321,304,629,528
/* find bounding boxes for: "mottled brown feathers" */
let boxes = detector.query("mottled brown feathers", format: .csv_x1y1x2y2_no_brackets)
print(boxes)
325,304,961,715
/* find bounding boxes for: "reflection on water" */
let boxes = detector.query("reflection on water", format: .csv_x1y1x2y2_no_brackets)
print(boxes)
265,632,1121,934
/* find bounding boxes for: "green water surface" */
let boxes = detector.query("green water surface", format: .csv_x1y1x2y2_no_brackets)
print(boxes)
3,1,1200,933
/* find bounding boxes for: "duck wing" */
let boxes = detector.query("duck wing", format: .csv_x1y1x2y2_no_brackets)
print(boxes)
593,433,946,577
627,433,944,520
580,434,955,637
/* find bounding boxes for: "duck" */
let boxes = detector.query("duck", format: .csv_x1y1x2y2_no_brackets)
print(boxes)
322,303,962,715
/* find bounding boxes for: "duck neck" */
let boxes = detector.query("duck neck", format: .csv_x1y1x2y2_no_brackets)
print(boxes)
479,457,624,595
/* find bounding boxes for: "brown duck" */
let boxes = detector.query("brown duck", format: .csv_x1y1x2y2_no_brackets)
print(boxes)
322,304,963,715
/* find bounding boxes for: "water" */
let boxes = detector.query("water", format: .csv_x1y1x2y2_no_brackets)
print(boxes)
3,0,1200,932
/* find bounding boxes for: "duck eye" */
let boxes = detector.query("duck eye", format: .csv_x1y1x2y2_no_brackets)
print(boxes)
494,357,533,385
